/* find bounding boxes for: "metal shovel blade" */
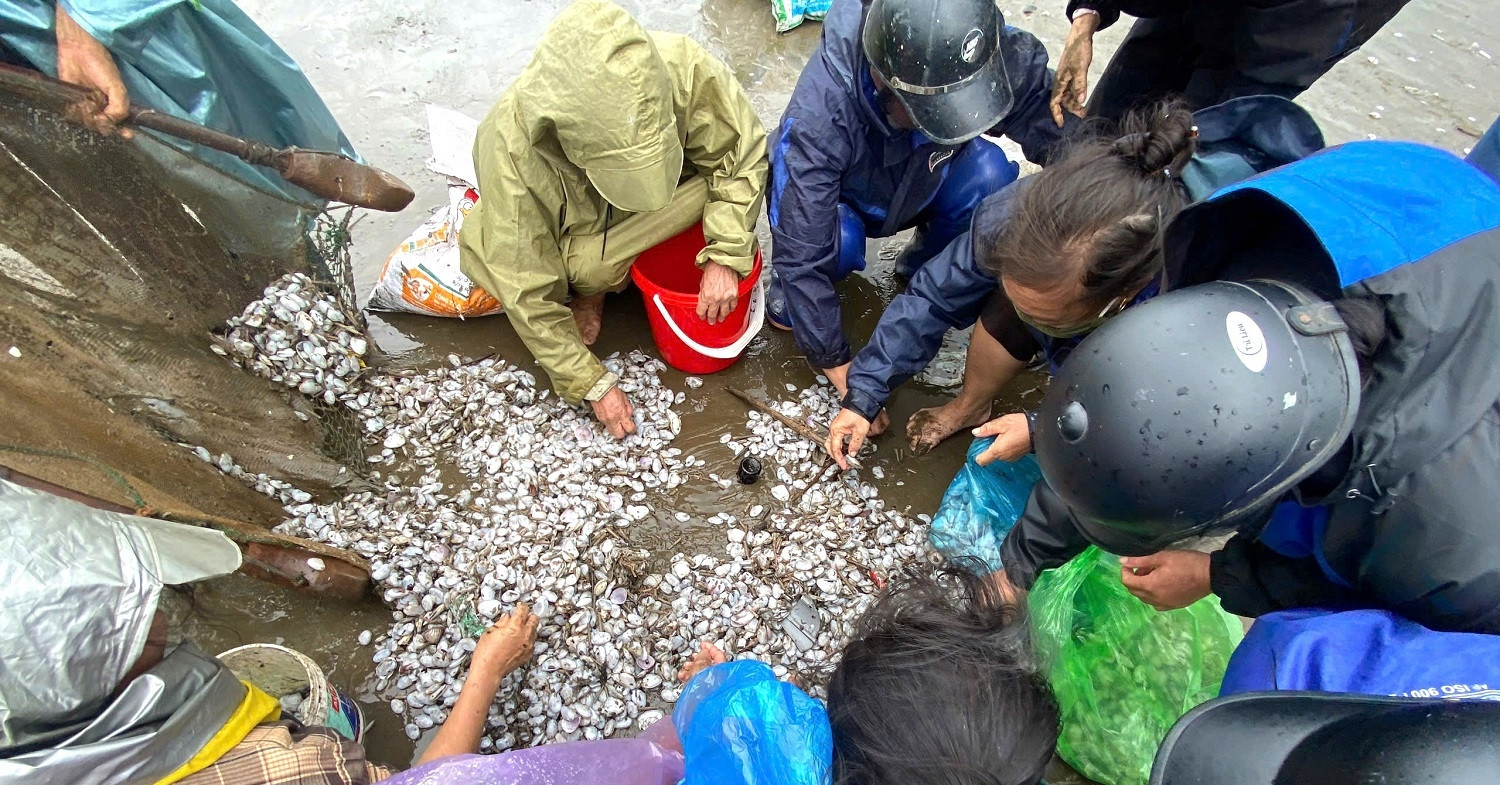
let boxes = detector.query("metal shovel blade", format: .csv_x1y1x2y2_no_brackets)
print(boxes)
275,149,415,212
782,597,823,652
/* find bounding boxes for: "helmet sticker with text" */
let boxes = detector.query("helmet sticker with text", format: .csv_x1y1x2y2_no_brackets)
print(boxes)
1226,311,1267,372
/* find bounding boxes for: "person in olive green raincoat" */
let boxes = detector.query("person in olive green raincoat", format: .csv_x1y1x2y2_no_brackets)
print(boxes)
458,0,768,439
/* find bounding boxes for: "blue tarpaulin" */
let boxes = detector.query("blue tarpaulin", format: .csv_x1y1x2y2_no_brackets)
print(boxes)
0,0,356,206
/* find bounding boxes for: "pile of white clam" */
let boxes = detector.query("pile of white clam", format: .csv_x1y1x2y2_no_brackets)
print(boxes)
273,352,935,751
210,270,940,752
212,272,367,404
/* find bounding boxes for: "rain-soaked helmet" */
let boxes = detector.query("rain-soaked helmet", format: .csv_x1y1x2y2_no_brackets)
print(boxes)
862,0,1016,145
1153,693,1500,785
1034,279,1361,556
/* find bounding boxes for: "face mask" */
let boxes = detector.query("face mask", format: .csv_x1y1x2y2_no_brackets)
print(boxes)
1016,294,1131,339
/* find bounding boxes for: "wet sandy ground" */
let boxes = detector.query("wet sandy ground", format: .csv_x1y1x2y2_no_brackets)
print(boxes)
201,0,1499,769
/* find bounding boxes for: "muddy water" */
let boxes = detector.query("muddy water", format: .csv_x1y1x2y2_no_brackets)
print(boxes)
213,0,1497,770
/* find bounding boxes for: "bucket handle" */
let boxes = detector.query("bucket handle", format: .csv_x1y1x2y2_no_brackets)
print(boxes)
651,274,765,360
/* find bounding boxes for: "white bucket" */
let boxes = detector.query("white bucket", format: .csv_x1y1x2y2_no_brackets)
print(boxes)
218,643,366,742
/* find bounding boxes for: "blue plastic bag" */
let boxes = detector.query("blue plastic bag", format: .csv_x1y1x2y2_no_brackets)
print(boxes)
928,437,1043,573
674,660,832,785
771,0,832,33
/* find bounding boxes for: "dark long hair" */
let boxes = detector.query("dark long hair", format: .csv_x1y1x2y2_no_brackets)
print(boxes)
984,99,1198,309
827,564,1060,785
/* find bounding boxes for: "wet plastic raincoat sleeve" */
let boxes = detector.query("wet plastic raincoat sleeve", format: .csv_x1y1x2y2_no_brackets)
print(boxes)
670,36,768,277
998,480,1093,589
1209,534,1363,618
987,26,1076,165
673,660,832,785
842,230,996,420
460,121,609,406
769,100,859,370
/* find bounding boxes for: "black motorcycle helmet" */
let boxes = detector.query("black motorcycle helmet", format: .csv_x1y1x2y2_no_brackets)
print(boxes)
862,0,1015,144
1151,692,1500,785
1034,279,1361,556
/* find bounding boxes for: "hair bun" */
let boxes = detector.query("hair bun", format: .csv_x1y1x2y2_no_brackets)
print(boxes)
1112,132,1152,162
1114,100,1197,176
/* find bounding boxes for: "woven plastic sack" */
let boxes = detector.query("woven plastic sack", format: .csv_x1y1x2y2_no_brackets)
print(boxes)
928,437,1043,572
1029,547,1244,785
367,105,503,318
674,660,832,785
771,0,832,33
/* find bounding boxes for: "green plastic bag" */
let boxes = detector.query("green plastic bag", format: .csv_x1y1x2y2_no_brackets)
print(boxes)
1029,547,1243,785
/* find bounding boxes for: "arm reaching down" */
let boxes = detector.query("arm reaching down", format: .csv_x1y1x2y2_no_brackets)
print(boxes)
998,481,1093,590
1051,10,1099,126
669,35,769,323
417,604,539,765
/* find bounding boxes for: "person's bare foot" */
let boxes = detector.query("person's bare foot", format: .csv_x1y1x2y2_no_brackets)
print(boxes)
906,398,992,455
570,294,605,345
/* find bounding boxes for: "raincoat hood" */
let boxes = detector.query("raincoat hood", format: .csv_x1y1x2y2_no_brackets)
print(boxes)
520,0,684,212
0,480,247,785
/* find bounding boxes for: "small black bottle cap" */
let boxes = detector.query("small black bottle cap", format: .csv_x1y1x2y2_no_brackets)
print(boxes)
737,456,762,484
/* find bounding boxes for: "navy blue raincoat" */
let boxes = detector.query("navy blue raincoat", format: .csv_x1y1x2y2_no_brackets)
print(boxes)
768,0,1069,371
1002,141,1500,634
841,95,1326,421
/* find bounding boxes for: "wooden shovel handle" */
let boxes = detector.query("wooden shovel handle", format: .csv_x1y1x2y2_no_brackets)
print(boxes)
128,108,284,168
0,64,285,170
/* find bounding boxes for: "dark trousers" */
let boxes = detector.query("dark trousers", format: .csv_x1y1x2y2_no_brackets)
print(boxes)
1087,0,1410,121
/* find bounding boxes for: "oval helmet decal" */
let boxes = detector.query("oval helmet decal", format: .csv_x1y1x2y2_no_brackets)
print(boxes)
1225,311,1268,372
961,29,984,64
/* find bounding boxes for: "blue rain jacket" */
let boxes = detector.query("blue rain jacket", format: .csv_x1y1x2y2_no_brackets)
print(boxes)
841,95,1324,421
0,0,356,206
768,0,1070,370
1221,608,1500,700
999,142,1500,638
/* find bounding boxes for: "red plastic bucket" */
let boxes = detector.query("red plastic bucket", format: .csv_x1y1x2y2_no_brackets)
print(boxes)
630,223,764,374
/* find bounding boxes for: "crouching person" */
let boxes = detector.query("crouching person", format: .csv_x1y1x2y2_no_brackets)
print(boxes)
828,566,1060,785
0,479,538,785
458,0,767,439
675,566,1061,785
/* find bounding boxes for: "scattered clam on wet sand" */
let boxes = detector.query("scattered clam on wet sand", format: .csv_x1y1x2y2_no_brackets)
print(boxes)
210,278,937,752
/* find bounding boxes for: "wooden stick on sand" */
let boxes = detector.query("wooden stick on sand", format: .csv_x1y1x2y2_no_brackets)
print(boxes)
725,388,864,469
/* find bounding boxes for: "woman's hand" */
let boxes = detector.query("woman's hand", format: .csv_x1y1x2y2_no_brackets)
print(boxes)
416,604,539,763
971,412,1031,465
470,603,539,682
1119,551,1213,611
696,261,741,324
590,385,638,440
55,4,131,137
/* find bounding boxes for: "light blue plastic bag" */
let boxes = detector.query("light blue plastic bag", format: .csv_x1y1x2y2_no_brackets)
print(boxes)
771,0,832,33
928,436,1043,573
675,660,832,785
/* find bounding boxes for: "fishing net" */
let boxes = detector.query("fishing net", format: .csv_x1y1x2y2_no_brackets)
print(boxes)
0,89,369,523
